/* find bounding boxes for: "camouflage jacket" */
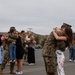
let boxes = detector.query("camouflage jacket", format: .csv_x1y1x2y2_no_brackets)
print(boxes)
8,33,16,44
20,35,26,48
42,32,66,57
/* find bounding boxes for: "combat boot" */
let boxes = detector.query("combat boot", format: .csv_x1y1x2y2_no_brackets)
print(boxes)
10,70,15,74
0,69,3,74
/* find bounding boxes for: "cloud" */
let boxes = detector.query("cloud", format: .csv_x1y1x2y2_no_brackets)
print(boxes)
0,0,75,34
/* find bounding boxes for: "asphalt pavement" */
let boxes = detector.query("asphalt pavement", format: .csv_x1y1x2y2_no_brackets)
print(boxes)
0,49,75,75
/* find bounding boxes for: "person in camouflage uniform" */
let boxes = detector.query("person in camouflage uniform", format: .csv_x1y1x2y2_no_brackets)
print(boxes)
0,35,9,71
42,30,65,75
0,27,16,74
42,33,57,75
42,23,73,75
20,30,29,64
20,30,27,63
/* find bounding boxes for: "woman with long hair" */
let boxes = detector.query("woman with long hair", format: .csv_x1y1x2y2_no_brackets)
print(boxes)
52,24,73,75
15,31,24,74
27,32,36,65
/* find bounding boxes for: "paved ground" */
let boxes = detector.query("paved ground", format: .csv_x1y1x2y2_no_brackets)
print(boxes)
0,49,75,75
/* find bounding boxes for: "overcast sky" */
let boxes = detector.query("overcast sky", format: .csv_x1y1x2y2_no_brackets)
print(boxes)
0,0,75,35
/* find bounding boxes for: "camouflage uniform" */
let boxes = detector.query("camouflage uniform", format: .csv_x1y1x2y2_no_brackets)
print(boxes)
0,34,16,73
0,42,9,69
42,32,66,75
20,35,27,62
8,33,16,44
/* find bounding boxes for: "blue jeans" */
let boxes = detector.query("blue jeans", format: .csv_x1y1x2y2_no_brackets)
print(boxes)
69,46,75,60
9,44,16,60
0,46,3,64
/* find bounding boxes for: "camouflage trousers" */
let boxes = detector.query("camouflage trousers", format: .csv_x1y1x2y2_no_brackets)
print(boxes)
0,50,15,71
43,56,57,75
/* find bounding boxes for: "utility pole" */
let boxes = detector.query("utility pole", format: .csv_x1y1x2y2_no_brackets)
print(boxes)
27,28,33,32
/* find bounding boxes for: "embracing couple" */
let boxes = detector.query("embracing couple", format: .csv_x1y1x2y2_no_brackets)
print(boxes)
42,23,73,75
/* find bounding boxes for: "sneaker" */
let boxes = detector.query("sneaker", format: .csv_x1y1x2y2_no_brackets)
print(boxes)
10,70,15,74
15,71,23,74
28,63,35,66
13,60,16,62
69,59,72,62
15,70,18,73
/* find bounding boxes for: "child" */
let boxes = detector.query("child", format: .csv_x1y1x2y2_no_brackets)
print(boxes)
8,27,16,62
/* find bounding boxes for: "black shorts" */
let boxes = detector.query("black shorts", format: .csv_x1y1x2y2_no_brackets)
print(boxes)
16,50,24,59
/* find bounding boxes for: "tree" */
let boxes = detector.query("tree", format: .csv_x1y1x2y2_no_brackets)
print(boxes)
40,38,47,47
34,35,40,44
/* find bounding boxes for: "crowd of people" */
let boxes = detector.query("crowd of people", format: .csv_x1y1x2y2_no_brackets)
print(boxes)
0,27,36,74
0,23,75,75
